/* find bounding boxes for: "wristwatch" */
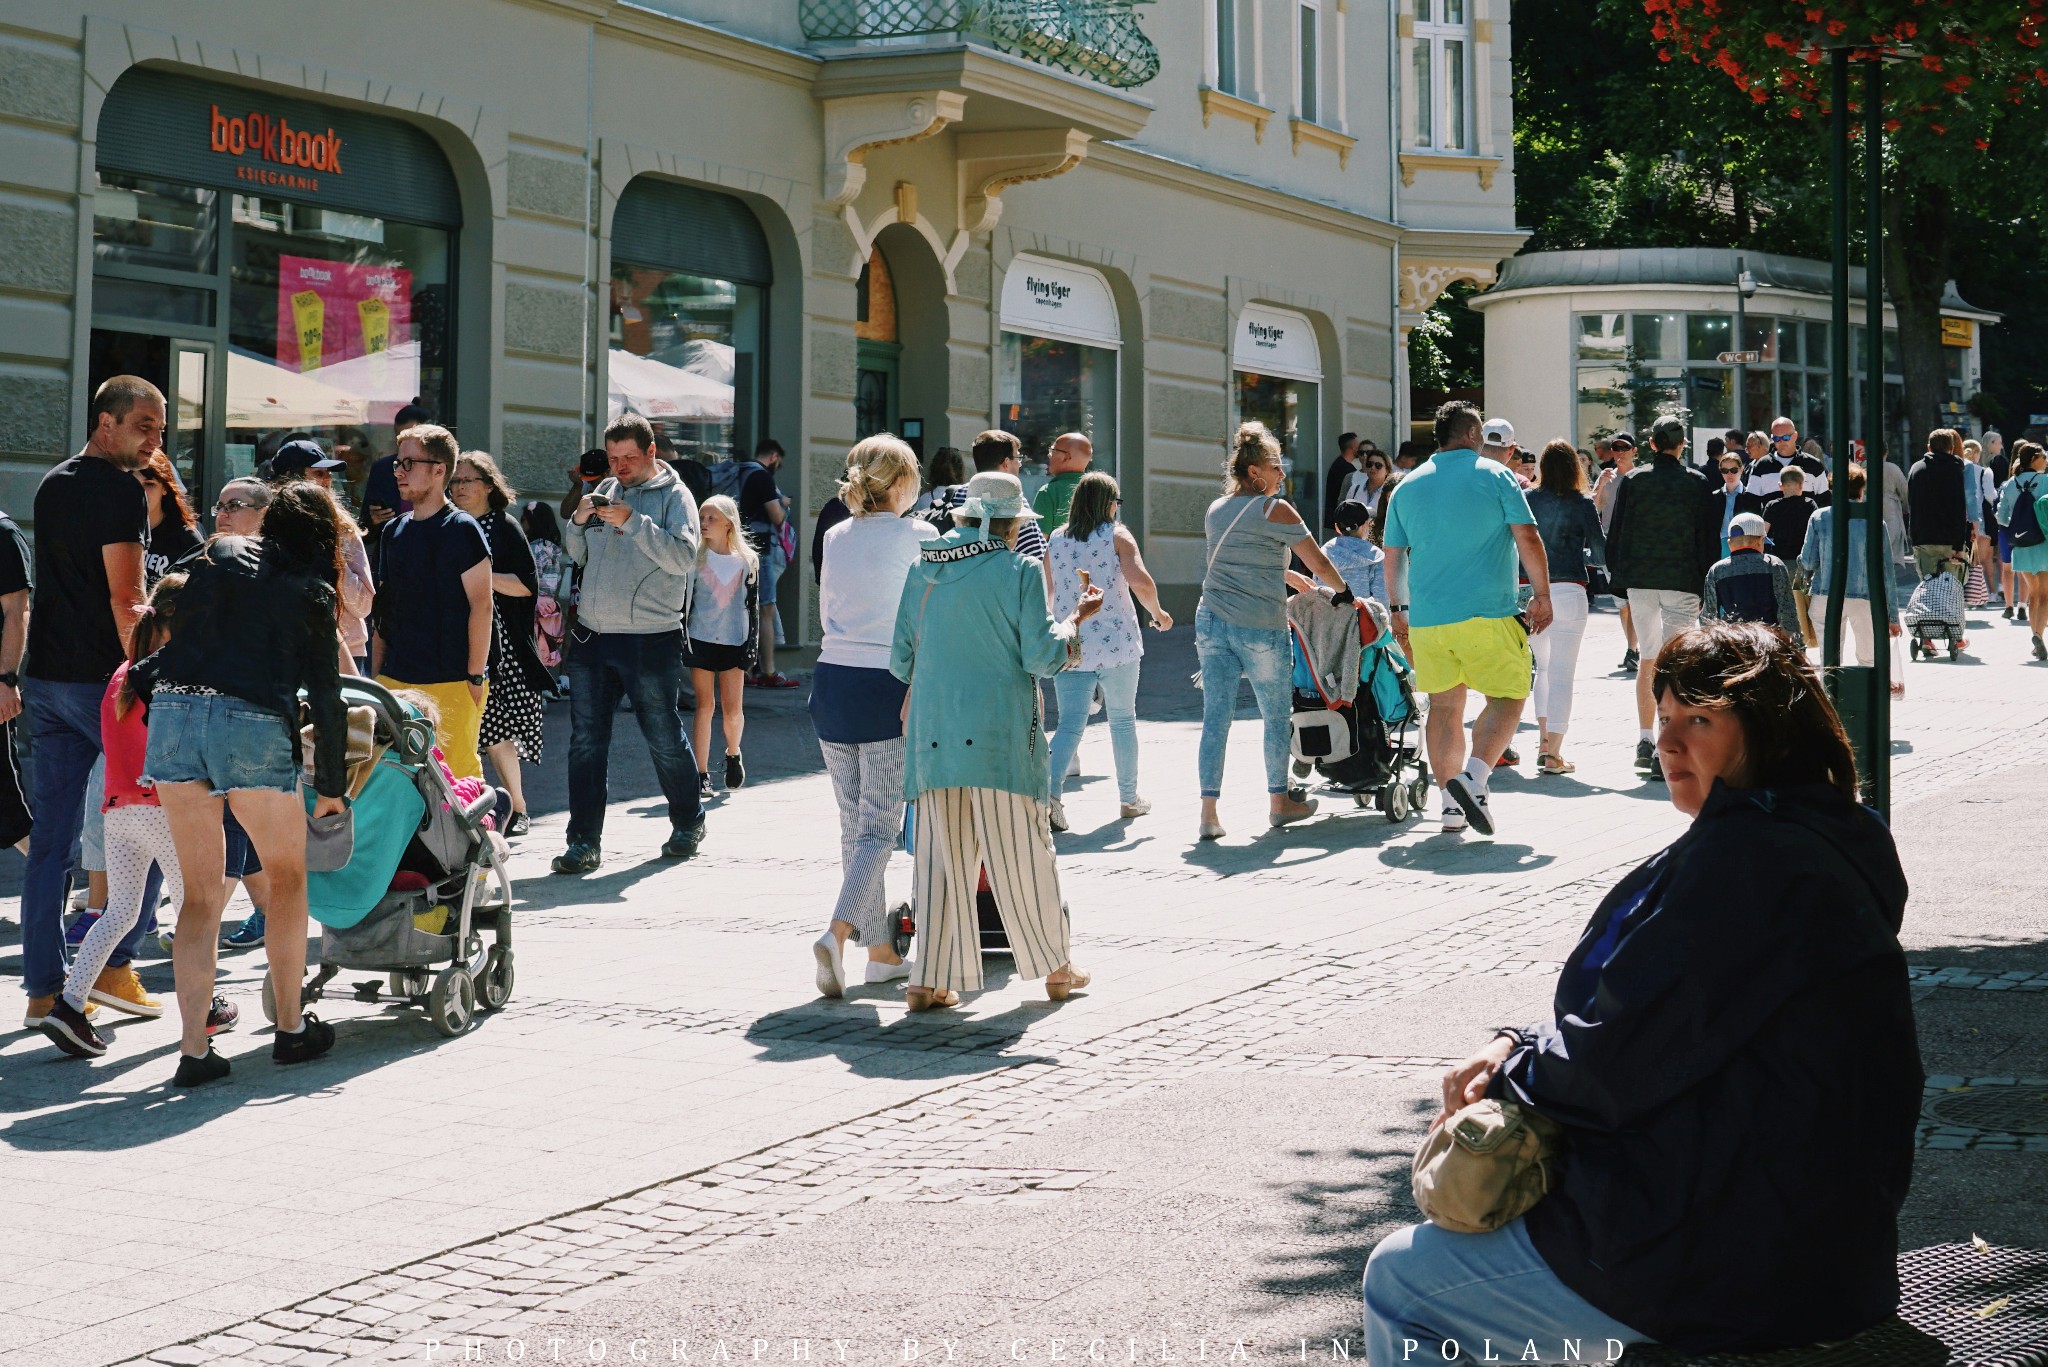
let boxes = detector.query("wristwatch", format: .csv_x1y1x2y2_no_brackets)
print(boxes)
1389,604,1409,614
466,672,488,686
0,672,17,688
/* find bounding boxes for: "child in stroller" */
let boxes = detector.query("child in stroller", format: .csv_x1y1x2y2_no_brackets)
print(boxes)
1903,558,1967,661
1284,588,1430,820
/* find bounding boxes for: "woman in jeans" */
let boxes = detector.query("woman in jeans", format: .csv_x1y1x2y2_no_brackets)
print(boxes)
1043,471,1172,830
1365,622,1917,1360
133,482,350,1087
1523,439,1606,775
809,436,931,997
1196,422,1352,840
1798,463,1904,684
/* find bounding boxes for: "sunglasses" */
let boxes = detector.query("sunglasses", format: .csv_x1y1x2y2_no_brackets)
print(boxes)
1720,464,1743,474
1772,434,1795,443
212,499,258,514
394,457,445,474
1364,461,1389,471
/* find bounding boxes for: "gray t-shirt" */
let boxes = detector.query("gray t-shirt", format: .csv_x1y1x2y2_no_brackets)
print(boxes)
1200,494,1306,630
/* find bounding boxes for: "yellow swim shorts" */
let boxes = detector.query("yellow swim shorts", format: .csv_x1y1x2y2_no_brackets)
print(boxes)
1407,615,1533,700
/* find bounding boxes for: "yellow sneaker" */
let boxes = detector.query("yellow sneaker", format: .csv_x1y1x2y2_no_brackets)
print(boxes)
89,966,164,1019
23,996,98,1029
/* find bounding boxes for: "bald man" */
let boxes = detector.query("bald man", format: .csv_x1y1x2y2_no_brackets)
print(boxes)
1032,431,1093,531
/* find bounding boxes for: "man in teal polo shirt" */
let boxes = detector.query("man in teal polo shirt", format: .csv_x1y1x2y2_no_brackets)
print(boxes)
1384,401,1553,838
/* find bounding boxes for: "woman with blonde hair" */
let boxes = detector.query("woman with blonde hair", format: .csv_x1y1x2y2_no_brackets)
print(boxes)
1042,470,1172,828
809,435,934,995
689,494,760,796
1195,422,1353,840
449,450,554,836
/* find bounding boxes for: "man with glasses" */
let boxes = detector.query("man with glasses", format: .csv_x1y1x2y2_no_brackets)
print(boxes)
1324,431,1362,536
371,424,494,779
1748,416,1830,501
211,478,270,536
1033,430,1094,532
19,376,160,1031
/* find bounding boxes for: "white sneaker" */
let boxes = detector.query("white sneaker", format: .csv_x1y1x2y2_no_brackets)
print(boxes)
1444,774,1494,836
69,886,89,913
864,960,912,985
1119,797,1152,819
1440,802,1469,833
813,932,845,999
1065,754,1083,778
1049,800,1069,832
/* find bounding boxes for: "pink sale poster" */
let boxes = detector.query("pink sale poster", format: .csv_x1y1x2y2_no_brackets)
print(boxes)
276,256,412,373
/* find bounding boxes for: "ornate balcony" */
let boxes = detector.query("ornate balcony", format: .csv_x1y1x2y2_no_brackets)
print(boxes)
800,0,1161,89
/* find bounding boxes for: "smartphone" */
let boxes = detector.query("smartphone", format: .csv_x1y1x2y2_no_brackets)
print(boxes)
586,493,614,508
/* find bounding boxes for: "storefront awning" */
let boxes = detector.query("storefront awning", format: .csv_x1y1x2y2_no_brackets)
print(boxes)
1233,304,1322,382
1000,256,1121,348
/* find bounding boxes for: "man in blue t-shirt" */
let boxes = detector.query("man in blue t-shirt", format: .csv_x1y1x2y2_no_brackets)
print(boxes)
1383,402,1552,838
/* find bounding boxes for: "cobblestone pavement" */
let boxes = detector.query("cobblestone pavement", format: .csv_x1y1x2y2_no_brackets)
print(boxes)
0,606,2043,1365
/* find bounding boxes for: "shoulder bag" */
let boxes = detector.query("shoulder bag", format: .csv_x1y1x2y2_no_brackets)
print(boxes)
1411,1098,1564,1234
1192,496,1272,690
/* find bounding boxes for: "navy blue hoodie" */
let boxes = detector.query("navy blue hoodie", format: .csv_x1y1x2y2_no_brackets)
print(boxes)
1492,781,1920,1351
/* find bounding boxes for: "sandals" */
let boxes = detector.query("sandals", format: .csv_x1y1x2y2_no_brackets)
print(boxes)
1046,965,1092,1002
1536,753,1575,776
905,986,960,1012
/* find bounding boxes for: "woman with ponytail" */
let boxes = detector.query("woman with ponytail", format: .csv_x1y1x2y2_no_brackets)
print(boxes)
807,435,934,996
1194,421,1353,840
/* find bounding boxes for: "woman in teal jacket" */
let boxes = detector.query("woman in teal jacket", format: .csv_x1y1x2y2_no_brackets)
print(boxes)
891,472,1104,1011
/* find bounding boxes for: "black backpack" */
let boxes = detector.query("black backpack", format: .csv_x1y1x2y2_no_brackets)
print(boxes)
2012,473,2047,548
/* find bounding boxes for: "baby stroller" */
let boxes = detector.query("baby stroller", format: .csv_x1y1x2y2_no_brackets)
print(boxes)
262,679,515,1037
1288,598,1430,821
1904,566,1966,661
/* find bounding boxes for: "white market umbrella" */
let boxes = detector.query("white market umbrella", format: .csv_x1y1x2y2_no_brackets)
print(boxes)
226,348,369,428
304,339,423,409
607,348,733,422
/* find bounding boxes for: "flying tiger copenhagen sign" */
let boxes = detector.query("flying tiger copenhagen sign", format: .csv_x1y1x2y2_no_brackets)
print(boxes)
210,104,344,193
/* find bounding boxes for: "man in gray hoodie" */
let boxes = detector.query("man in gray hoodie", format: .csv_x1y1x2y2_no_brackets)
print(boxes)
553,413,705,874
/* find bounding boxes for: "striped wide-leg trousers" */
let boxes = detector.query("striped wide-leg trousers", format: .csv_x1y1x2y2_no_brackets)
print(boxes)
911,786,1069,994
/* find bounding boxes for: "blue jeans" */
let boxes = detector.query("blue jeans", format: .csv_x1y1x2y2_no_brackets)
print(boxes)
1049,661,1141,804
1363,1220,1648,1364
20,679,149,997
1194,605,1293,798
565,627,702,845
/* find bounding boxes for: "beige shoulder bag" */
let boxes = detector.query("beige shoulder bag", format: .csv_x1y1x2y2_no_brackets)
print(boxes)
1410,1099,1564,1234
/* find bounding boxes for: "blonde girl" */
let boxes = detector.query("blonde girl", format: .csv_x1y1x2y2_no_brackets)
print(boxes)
688,494,760,796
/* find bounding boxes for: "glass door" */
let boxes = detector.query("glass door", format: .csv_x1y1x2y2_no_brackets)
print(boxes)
170,343,216,504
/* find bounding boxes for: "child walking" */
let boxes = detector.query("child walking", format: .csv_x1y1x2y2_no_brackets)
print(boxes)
688,495,760,799
40,574,236,1057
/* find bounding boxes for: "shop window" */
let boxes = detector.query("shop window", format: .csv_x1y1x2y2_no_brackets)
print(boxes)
1410,0,1470,152
1576,314,1625,362
226,197,453,483
1238,372,1320,510
1687,314,1732,362
1630,312,1683,362
1000,333,1118,501
609,265,765,464
94,175,217,274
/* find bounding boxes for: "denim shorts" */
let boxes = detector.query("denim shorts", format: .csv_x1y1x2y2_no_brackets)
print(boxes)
142,693,300,796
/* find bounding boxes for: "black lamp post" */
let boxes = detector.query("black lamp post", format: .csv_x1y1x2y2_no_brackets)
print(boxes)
1734,257,1758,433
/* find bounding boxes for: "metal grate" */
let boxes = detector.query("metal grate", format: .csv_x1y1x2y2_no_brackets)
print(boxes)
799,0,1162,88
1625,1243,2048,1367
1925,1085,2048,1137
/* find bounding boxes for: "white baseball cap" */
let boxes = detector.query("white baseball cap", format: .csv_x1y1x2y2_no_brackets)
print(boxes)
1481,418,1516,447
1729,512,1768,539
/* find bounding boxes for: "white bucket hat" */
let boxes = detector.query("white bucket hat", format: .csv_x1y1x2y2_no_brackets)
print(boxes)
952,471,1040,538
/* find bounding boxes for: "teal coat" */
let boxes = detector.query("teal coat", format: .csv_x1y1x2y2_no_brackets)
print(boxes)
891,528,1079,803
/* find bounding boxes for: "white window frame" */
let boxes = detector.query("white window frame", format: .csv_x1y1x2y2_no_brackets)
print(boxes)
1209,0,1262,101
1295,0,1322,124
1408,0,1473,152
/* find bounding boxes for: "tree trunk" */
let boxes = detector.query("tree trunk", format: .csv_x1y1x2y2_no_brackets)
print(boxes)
1884,186,1954,457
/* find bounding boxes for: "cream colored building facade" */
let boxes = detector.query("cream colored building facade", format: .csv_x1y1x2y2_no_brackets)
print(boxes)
0,0,1524,625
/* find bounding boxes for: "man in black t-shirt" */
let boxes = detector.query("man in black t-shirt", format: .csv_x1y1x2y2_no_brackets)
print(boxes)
370,423,493,779
20,376,158,1027
0,509,32,852
739,439,795,687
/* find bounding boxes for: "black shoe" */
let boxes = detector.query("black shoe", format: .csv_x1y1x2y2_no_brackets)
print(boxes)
2003,604,2015,620
551,842,601,875
2034,635,2046,662
1645,753,1665,782
173,1048,231,1087
1621,648,1640,673
661,821,706,860
725,752,746,789
505,811,531,839
40,997,107,1058
1634,739,1656,772
272,1012,336,1064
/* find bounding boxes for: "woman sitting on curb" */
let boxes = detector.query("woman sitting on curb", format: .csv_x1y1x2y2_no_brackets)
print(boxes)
1364,621,1920,1360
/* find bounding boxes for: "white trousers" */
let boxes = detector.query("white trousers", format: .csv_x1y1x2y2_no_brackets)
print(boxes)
1809,595,1879,667
64,803,182,1011
911,787,1068,994
1530,582,1590,736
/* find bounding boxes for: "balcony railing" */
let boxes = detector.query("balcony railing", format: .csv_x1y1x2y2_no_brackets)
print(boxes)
800,0,1160,89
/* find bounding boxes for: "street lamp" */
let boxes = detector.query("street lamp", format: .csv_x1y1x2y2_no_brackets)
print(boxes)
1734,258,1758,433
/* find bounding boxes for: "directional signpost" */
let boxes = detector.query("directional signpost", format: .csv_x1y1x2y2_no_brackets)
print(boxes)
1717,350,1763,364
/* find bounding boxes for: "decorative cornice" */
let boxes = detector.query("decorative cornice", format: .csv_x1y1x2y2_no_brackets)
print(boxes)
1290,118,1357,170
956,128,1092,236
1399,152,1504,191
1399,260,1500,314
819,90,966,208
1198,87,1275,143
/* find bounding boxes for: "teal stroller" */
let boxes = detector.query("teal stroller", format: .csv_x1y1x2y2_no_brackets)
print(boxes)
260,679,515,1037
